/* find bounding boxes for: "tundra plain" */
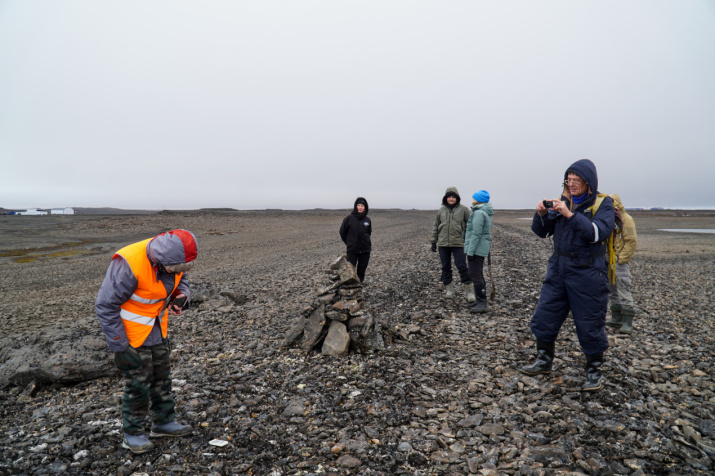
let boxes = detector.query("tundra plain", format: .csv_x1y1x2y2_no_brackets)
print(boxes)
0,209,714,475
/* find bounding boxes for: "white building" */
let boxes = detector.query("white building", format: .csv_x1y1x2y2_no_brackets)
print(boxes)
21,208,49,215
51,207,75,215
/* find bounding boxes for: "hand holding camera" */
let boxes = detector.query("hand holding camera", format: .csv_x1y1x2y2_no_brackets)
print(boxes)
538,199,554,215
538,199,573,219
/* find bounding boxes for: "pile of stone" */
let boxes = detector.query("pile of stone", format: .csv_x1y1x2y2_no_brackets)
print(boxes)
283,255,384,357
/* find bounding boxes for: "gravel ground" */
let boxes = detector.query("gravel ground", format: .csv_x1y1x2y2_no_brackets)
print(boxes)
0,209,714,475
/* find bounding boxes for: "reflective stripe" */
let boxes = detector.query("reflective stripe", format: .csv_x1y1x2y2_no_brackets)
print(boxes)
120,308,156,326
129,293,164,305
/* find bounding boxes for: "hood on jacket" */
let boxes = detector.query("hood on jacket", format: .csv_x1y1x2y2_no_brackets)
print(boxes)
442,186,461,207
563,159,599,200
352,197,369,216
473,202,495,216
610,193,625,212
148,229,198,270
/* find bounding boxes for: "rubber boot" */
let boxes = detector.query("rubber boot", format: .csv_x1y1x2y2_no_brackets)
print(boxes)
606,304,623,329
521,339,554,375
617,307,635,334
582,353,605,392
469,291,489,313
465,289,476,304
444,283,455,299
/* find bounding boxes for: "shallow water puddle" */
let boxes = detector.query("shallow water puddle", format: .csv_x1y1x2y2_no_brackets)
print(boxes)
659,229,715,234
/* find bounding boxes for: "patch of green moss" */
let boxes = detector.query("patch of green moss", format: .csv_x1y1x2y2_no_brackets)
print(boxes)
14,256,38,263
3,239,98,262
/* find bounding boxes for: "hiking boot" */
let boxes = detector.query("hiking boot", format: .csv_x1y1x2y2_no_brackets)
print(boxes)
521,339,554,375
150,421,192,437
606,304,623,329
469,296,488,313
122,433,154,454
617,307,635,334
444,283,455,299
582,353,605,392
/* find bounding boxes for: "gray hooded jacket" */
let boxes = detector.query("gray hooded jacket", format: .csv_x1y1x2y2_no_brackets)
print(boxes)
95,231,196,352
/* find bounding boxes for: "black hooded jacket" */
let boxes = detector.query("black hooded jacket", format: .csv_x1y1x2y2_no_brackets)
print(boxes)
339,197,372,254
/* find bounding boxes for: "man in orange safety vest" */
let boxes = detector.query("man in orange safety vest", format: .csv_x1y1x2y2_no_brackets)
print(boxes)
96,229,198,454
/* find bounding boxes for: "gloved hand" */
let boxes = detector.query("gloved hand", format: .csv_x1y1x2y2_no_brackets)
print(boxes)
114,346,143,371
431,242,437,252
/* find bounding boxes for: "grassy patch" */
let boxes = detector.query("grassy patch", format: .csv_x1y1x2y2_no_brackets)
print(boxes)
0,240,98,262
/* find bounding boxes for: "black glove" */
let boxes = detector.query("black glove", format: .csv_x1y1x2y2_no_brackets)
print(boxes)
431,242,437,252
114,346,143,371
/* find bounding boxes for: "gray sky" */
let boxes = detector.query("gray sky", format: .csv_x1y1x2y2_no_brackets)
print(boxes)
1,1,714,211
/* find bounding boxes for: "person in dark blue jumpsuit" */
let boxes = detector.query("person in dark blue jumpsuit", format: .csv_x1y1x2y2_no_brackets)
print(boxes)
521,159,615,392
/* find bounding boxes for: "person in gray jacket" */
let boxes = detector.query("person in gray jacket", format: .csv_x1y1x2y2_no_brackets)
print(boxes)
431,187,472,300
464,190,494,313
96,229,197,454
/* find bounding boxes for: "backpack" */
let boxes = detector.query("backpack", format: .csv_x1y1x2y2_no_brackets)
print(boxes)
586,194,622,285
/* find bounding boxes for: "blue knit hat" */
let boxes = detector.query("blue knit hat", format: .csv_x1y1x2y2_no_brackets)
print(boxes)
472,190,490,203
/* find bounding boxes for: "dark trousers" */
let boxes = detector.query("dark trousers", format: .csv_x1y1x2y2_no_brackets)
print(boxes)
531,260,609,355
467,255,486,298
117,343,175,434
438,246,471,285
347,252,370,282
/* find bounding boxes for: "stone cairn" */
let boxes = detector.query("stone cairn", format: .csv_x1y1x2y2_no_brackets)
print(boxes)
283,255,385,357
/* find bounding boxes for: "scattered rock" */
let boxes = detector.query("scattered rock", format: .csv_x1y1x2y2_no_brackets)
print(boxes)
0,209,713,475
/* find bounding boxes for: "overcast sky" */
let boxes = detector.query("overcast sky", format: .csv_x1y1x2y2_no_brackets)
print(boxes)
1,1,714,211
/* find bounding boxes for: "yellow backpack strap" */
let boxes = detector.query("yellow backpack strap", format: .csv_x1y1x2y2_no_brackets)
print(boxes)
588,194,616,284
606,230,617,285
586,193,607,217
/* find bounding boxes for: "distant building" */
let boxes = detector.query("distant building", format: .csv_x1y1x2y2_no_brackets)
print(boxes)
51,207,75,215
21,208,48,216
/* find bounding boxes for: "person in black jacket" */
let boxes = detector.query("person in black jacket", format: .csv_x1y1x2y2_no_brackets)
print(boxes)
339,197,372,282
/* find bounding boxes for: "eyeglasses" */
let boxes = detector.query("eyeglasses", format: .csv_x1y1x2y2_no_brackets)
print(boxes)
563,178,584,186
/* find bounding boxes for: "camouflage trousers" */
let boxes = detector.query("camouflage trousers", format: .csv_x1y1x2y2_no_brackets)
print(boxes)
115,341,175,434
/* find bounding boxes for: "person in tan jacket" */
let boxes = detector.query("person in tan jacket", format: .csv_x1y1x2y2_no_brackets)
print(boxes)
606,194,638,334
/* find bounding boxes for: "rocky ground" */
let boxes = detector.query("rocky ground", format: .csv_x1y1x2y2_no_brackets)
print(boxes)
0,209,714,475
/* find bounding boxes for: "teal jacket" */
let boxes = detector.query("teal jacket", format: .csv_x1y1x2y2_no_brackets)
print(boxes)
431,187,471,247
464,202,494,257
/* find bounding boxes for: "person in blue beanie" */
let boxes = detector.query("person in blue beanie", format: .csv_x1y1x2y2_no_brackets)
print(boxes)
521,159,615,392
464,190,494,313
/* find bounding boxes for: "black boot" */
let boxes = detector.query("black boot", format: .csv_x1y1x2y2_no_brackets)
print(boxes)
582,353,605,392
521,339,554,375
469,296,488,313
467,288,488,313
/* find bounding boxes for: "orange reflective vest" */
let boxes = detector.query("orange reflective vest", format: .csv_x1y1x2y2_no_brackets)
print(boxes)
116,238,182,348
